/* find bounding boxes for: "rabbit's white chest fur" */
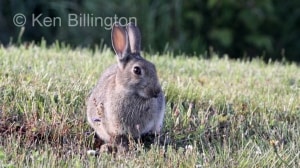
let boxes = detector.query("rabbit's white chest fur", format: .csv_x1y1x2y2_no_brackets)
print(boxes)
104,93,157,137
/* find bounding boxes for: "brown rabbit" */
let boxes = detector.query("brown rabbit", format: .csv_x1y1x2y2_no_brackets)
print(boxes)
86,22,165,152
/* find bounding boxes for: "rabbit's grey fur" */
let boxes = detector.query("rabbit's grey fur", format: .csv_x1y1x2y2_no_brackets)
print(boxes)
86,22,165,145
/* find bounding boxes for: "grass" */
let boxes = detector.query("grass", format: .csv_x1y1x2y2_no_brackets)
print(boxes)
0,43,299,167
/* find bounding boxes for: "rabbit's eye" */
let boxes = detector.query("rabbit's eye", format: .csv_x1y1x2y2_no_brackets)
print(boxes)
133,66,142,75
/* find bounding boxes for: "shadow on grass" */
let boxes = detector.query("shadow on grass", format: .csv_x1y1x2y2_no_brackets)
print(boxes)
0,113,94,156
0,99,297,156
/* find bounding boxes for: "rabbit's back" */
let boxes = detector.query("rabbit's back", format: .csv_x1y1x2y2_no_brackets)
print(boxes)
86,64,118,141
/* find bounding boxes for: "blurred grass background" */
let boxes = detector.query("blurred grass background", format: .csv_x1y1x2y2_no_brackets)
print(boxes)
0,0,300,62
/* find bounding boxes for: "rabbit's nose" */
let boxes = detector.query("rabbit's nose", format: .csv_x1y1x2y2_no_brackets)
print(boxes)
152,89,161,98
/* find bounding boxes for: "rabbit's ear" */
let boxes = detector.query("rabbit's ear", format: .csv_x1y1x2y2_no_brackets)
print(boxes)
127,22,141,54
112,23,129,61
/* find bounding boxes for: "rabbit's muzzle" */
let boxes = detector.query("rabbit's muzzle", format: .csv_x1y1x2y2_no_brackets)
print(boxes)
152,88,161,98
147,85,162,98
138,82,162,99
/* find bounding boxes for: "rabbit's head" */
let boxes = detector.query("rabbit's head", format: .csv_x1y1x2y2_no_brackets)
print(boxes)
111,22,162,99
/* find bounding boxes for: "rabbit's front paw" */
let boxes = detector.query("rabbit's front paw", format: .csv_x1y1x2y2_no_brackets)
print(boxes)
99,143,117,154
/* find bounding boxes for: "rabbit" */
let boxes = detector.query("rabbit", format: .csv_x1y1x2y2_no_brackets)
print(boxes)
86,22,165,152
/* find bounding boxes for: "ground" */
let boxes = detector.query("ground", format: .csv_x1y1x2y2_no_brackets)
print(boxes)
0,43,299,167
